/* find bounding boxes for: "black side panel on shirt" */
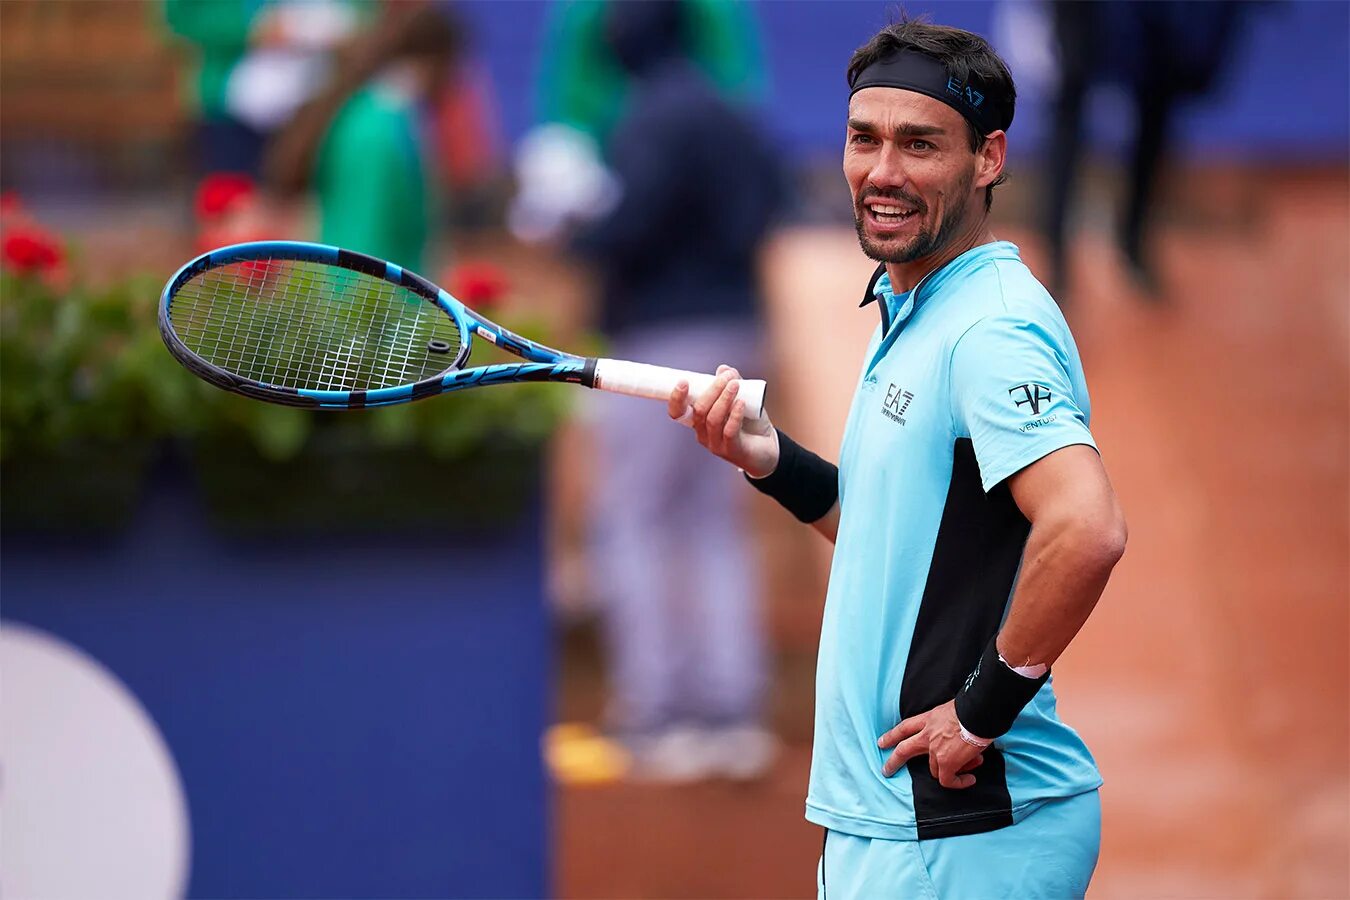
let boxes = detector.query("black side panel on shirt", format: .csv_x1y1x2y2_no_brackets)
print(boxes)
901,438,1032,840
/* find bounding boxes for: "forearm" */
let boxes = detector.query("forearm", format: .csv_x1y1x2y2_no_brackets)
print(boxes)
996,517,1125,667
953,517,1123,742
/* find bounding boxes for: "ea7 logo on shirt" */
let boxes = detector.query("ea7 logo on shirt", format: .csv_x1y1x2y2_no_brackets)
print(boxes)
882,384,914,425
1009,383,1053,416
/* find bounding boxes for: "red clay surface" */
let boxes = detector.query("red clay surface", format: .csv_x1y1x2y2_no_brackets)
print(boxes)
556,167,1349,899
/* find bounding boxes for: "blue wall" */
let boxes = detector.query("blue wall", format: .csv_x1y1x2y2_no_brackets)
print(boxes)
456,0,1349,163
2,471,550,898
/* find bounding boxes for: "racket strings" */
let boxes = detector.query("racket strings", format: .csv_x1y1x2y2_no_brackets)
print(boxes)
169,260,463,392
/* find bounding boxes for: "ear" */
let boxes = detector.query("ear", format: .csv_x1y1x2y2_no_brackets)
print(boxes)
974,130,1007,191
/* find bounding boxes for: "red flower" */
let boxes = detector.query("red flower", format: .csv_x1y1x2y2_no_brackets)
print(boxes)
0,192,23,218
2,229,63,275
195,173,255,220
447,261,509,310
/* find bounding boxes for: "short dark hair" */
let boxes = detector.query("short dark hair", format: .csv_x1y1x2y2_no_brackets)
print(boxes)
847,17,1016,212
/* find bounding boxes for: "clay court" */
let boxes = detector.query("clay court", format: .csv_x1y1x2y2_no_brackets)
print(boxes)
556,166,1349,898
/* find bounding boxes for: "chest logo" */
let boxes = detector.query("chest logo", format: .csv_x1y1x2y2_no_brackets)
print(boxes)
1009,383,1053,416
882,383,914,425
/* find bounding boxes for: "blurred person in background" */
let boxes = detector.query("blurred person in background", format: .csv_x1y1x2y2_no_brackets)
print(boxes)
224,0,360,149
571,0,781,782
163,0,265,176
262,1,461,271
1042,0,1245,299
671,17,1126,895
166,0,368,179
510,0,763,244
538,0,764,144
165,0,466,270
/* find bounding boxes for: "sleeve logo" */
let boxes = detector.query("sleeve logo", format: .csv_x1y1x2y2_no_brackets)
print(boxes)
1008,383,1052,416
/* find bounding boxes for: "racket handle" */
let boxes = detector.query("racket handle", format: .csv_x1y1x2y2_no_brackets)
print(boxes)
591,358,766,423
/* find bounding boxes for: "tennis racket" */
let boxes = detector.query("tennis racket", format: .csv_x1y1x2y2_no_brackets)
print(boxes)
158,241,766,420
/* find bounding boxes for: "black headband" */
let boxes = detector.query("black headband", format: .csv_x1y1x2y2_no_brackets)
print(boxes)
849,50,1012,136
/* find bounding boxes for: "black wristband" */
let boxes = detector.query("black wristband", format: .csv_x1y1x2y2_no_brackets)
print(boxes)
954,638,1049,740
743,428,839,524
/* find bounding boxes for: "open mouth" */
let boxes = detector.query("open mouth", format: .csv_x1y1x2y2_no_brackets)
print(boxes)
865,201,920,228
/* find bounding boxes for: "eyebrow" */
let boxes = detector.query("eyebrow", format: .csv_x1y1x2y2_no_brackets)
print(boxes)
847,118,948,139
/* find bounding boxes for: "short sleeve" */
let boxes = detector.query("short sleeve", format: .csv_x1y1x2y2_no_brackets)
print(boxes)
950,315,1097,492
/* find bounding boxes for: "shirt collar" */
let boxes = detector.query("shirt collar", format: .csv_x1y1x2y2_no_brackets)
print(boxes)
858,241,1022,315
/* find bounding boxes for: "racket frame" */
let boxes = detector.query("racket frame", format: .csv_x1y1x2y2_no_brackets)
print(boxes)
159,241,594,409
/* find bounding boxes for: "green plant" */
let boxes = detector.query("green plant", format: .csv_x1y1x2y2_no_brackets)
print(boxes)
2,244,582,531
1,187,588,532
4,215,587,456
0,268,192,460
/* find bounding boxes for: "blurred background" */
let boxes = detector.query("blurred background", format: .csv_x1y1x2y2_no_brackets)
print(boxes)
1,1,1346,898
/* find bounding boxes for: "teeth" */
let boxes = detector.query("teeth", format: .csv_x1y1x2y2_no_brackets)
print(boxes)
870,204,915,216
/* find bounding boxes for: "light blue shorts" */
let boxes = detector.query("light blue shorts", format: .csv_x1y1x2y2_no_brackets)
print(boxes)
817,790,1101,900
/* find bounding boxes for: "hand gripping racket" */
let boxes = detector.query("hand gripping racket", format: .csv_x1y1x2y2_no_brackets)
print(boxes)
158,241,766,419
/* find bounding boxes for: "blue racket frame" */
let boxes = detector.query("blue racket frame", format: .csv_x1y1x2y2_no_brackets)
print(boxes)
160,241,594,409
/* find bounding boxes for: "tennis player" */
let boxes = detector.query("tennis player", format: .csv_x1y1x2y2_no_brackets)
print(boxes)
670,19,1127,898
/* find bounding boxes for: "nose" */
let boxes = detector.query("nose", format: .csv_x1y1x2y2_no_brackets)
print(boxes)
868,142,909,192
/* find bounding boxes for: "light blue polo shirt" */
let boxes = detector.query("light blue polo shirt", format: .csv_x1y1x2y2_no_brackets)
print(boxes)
806,240,1103,842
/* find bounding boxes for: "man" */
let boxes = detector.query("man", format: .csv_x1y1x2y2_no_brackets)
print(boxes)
669,19,1127,898
1043,1,1245,298
576,1,781,781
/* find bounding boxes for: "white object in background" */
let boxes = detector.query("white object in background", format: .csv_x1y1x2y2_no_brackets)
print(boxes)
225,0,359,131
0,622,191,899
508,123,621,243
226,51,329,131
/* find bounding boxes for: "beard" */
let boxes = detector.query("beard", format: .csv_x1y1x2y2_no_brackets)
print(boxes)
853,171,975,265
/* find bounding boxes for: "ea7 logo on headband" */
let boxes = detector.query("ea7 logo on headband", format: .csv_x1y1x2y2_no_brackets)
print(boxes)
1009,383,1052,416
946,76,984,109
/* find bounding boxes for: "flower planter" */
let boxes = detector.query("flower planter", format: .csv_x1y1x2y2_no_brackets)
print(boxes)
0,442,151,533
191,431,543,535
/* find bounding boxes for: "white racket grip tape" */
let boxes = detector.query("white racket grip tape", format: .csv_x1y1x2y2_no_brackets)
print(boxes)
591,358,766,425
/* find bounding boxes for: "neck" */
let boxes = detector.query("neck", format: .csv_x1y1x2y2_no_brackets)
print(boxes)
884,218,996,294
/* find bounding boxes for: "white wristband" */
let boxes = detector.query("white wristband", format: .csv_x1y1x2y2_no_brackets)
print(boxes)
958,723,993,749
998,652,1048,679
